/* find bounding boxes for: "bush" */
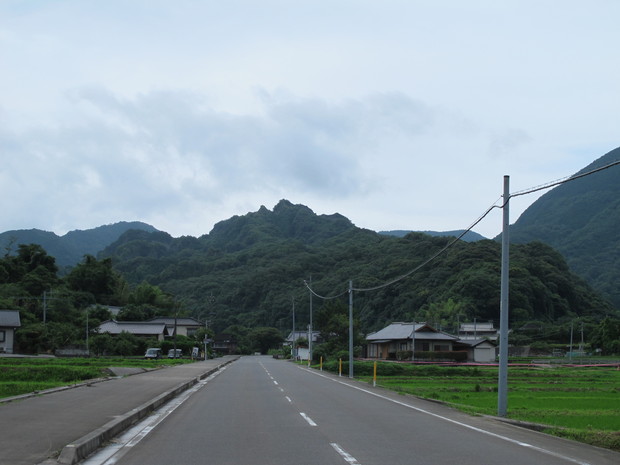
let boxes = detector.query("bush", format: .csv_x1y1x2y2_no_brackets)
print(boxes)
413,351,468,362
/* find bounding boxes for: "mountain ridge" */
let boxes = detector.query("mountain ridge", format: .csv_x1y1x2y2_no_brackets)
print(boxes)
0,221,158,268
508,146,620,307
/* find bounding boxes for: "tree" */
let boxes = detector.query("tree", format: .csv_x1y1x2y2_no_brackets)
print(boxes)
114,331,141,356
244,327,283,354
314,300,361,359
66,255,125,305
590,317,620,355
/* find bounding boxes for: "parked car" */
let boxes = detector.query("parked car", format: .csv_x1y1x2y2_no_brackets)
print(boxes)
168,348,183,358
144,348,162,359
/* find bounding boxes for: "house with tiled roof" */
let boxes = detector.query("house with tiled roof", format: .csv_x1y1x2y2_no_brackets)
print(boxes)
96,316,205,342
97,320,169,341
147,317,204,338
365,322,457,359
0,309,21,354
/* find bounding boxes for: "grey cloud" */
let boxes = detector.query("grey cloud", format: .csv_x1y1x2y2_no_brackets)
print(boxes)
1,88,444,233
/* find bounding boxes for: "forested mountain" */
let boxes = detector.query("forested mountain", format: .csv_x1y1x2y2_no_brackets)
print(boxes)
0,222,158,268
99,200,615,337
508,147,620,307
379,229,486,242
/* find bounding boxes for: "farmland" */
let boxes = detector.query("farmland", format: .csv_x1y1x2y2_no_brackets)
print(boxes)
322,360,620,451
0,356,192,399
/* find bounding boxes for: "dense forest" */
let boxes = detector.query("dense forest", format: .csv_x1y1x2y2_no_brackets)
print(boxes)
96,200,618,350
0,221,157,268
2,198,619,356
509,146,620,307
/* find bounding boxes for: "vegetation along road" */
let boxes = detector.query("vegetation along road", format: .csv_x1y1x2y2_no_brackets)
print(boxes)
85,356,620,465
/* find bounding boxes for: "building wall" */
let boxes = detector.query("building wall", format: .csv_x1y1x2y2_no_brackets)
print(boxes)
473,345,496,363
0,328,15,353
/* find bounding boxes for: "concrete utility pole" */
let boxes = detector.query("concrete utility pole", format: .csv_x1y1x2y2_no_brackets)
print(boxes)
349,280,354,378
498,175,510,417
292,297,296,359
411,320,416,361
308,277,313,364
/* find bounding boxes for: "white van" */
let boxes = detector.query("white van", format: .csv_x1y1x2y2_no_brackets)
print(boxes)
144,348,162,359
168,348,183,358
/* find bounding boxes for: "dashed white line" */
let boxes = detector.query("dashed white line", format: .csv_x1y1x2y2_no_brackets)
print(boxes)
285,396,292,403
300,412,317,426
305,368,591,465
331,443,361,465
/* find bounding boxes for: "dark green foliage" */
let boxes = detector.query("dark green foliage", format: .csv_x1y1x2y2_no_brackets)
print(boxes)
590,317,620,355
0,222,158,268
93,201,615,348
65,255,124,305
244,327,284,354
509,147,620,307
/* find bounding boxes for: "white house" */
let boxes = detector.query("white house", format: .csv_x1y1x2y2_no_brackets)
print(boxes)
0,310,21,354
458,321,499,342
454,338,498,363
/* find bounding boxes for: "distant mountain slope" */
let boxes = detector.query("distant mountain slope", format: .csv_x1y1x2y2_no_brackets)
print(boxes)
100,200,614,335
509,146,620,307
0,221,158,268
379,229,486,242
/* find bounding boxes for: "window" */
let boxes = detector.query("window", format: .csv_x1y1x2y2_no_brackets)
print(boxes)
0,330,5,342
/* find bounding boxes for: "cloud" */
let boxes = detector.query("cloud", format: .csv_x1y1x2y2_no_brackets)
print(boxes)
1,87,451,236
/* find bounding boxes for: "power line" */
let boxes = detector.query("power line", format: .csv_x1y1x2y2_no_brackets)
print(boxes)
303,280,348,301
509,159,620,199
303,157,620,298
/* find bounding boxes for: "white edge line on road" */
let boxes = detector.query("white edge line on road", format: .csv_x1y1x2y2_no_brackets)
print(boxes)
300,412,317,426
331,443,361,465
83,367,229,465
304,368,591,465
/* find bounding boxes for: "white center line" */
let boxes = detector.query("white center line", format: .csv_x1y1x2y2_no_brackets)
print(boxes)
300,412,317,426
331,443,361,465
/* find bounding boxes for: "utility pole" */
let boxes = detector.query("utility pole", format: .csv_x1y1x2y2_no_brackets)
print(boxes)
569,321,574,361
308,276,313,364
498,175,510,417
291,297,296,359
411,320,416,362
349,280,354,378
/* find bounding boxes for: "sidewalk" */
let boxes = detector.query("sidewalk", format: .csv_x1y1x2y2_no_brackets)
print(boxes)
0,356,238,465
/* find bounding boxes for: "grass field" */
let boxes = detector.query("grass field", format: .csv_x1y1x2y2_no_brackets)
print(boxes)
0,356,192,399
321,360,620,451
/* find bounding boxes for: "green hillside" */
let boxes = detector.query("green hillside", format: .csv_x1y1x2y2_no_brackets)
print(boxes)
509,147,620,307
100,200,615,336
0,222,158,268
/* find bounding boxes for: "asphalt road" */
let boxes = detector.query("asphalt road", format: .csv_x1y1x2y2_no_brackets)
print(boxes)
98,356,619,465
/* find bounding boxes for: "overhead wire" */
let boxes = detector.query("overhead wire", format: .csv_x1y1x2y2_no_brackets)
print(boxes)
303,157,620,298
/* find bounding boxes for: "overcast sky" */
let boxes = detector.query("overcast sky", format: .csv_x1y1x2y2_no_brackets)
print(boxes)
1,1,618,239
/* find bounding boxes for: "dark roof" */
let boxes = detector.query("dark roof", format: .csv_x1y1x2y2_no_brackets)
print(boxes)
97,320,167,336
0,310,21,327
148,317,204,326
455,338,497,348
366,322,457,342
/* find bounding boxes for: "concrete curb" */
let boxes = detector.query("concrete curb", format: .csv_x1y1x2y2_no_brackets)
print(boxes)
46,357,239,465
